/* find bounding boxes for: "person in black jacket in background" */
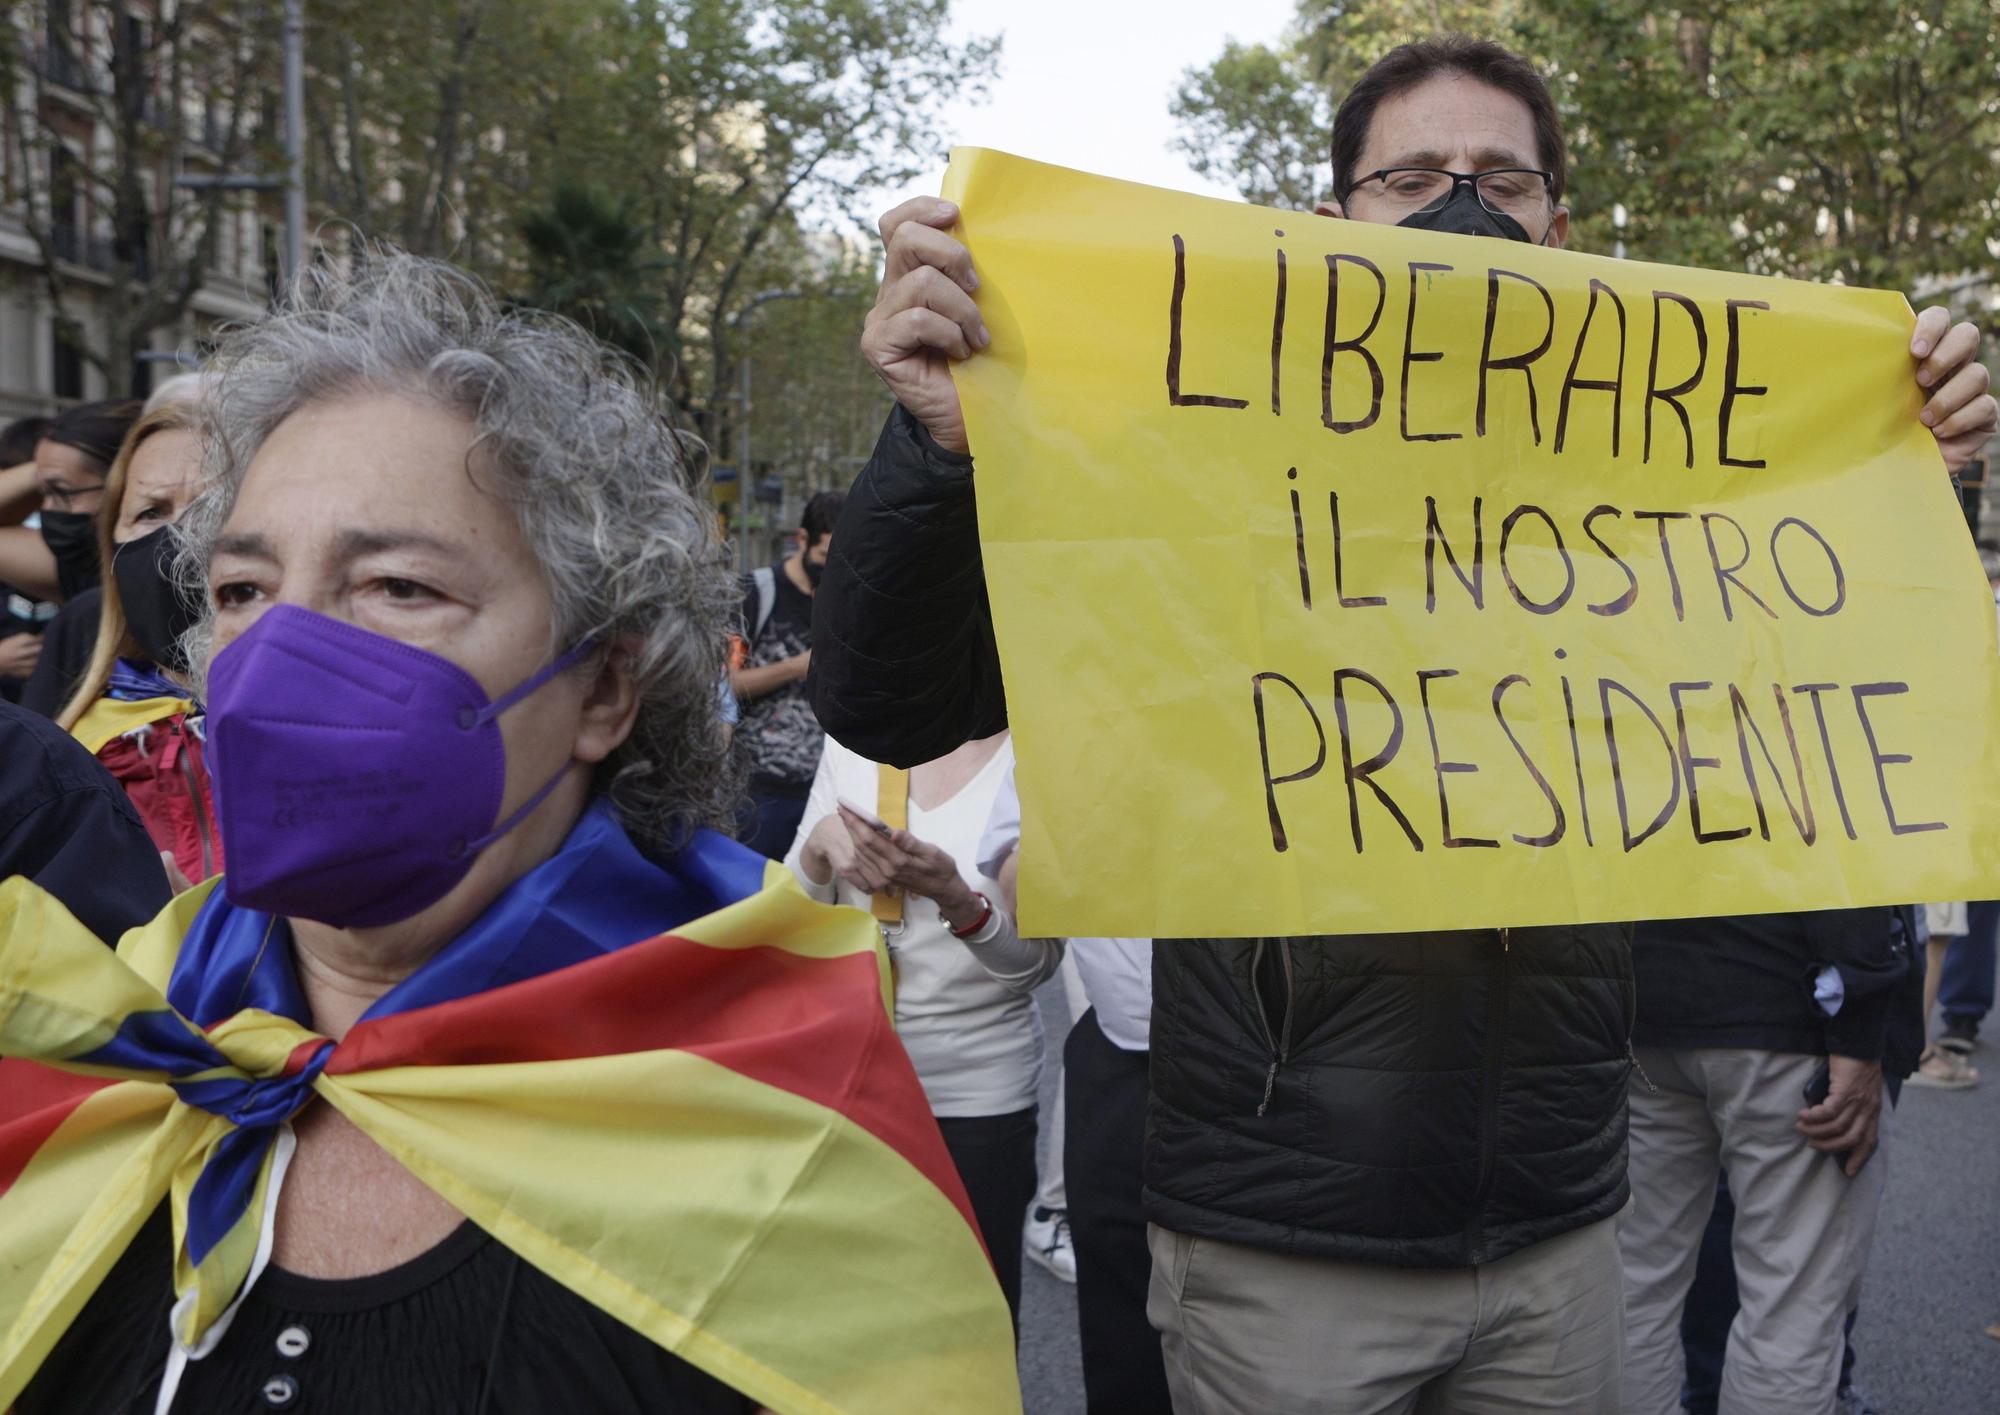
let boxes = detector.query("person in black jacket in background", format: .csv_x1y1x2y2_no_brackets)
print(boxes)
1621,909,1920,1415
0,696,170,943
814,35,1992,1415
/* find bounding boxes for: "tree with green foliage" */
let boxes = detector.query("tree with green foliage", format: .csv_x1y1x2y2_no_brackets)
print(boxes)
1170,40,1329,209
1518,0,2000,293
733,256,883,496
516,181,675,374
1171,1,1509,208
305,0,996,457
1172,0,2000,304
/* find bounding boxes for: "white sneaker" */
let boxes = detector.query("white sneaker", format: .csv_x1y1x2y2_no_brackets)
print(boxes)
1024,1205,1076,1284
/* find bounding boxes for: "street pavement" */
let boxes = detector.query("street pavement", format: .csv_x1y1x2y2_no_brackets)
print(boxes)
1014,982,2000,1414
1850,1025,2000,1410
1018,982,1085,1415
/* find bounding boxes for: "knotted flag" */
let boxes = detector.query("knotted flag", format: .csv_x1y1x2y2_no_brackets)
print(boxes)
0,800,1021,1413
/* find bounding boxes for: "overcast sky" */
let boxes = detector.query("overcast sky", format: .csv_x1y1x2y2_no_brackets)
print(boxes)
880,0,1302,210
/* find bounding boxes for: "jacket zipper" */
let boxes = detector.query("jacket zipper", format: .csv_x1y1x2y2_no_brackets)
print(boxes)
1469,928,1511,1239
1620,925,1655,1092
1627,1043,1658,1093
1253,940,1296,1117
180,729,215,879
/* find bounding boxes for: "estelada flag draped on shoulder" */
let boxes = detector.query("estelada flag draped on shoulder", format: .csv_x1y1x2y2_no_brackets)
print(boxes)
0,800,1021,1414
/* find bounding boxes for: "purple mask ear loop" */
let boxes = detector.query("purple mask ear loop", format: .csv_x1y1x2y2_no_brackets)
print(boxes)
449,639,602,860
459,638,601,731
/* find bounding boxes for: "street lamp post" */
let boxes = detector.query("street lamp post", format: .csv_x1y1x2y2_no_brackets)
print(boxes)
732,289,804,572
283,0,305,281
174,1,305,286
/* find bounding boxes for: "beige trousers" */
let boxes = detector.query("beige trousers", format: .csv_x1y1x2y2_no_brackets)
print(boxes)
1145,1217,1624,1414
1618,1047,1888,1415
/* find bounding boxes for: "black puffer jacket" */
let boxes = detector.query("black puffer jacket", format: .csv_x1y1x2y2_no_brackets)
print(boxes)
1150,929,1632,1267
814,407,1635,1267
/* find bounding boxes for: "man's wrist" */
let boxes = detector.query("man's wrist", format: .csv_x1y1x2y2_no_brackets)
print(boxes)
896,403,973,469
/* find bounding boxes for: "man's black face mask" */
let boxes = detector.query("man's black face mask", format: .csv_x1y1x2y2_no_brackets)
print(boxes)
1395,182,1538,244
38,510,100,601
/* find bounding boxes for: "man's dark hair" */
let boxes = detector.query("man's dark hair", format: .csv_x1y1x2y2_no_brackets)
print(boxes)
43,399,144,474
801,489,846,542
0,416,52,469
1330,35,1567,204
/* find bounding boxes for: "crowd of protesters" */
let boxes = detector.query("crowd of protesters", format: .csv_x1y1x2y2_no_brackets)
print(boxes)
0,30,1996,1415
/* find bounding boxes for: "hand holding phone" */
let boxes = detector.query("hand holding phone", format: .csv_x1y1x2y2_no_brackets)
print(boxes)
1802,1059,1831,1108
1798,1055,1881,1175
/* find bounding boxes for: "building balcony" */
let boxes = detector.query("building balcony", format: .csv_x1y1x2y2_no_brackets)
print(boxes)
10,221,155,284
36,43,97,96
50,226,118,273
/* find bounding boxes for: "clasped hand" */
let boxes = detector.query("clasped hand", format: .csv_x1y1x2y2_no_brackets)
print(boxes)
805,805,978,921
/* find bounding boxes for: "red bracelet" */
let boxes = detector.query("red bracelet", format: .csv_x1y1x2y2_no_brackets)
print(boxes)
948,892,994,940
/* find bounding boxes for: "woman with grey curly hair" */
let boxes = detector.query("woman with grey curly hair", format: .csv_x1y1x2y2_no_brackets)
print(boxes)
1,252,1020,1415
174,256,739,848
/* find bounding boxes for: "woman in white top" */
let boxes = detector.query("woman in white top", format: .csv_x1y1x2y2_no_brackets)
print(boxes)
787,730,1060,1330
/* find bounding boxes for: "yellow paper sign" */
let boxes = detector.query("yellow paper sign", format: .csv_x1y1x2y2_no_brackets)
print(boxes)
941,148,2000,939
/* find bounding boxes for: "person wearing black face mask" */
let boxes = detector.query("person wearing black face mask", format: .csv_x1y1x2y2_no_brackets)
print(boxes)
727,487,845,860
807,30,1999,1415
0,415,56,701
0,400,141,608
37,503,100,600
49,403,222,889
110,520,200,675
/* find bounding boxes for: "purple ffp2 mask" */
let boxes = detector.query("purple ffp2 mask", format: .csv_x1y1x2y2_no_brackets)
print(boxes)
206,604,594,928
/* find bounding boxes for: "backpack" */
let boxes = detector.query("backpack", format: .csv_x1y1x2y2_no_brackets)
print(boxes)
731,566,778,669
747,565,778,645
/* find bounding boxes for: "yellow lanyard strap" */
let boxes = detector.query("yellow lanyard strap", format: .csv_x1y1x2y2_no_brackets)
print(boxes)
870,763,910,927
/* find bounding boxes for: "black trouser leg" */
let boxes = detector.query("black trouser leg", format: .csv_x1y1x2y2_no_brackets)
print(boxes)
1065,1009,1173,1414
937,1105,1039,1336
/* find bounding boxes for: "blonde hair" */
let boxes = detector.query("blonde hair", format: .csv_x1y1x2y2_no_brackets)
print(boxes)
55,403,205,732
142,370,214,415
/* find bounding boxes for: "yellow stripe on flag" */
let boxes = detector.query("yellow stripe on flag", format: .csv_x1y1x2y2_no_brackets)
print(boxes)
70,695,193,758
0,1085,213,1408
320,1050,1021,1414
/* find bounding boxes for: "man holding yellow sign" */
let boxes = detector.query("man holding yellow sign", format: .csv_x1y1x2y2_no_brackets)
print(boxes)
812,33,1996,1415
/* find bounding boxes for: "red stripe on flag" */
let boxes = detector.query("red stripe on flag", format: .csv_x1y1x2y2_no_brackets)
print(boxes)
0,1059,116,1199
327,936,982,1242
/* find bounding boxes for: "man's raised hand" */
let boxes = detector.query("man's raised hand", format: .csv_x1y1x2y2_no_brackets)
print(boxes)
1911,307,1997,477
861,197,989,456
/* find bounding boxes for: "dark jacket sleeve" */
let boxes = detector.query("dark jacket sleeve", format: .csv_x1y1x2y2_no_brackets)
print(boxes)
20,586,100,719
0,704,170,943
1813,905,1908,1064
808,405,1008,768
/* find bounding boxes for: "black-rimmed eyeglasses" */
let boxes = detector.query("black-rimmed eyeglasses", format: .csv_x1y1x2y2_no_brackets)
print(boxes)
1343,167,1556,220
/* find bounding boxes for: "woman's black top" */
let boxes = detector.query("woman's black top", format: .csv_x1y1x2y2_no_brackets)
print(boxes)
19,1205,756,1414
